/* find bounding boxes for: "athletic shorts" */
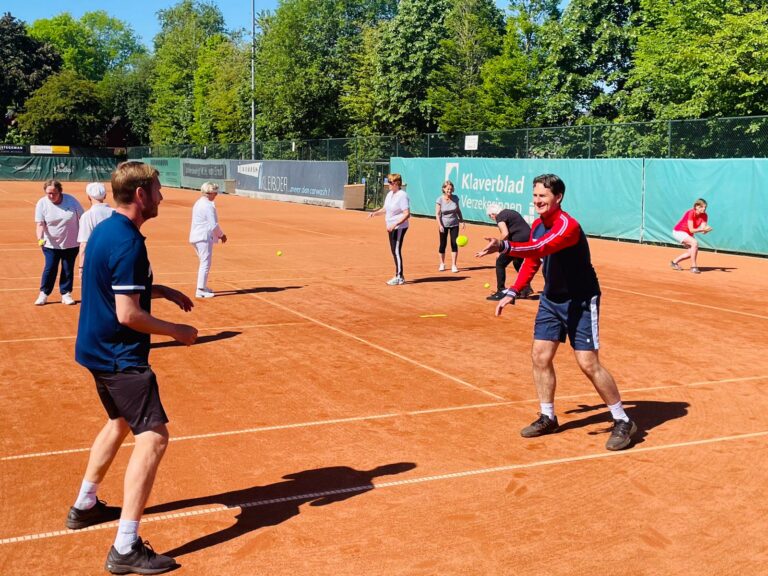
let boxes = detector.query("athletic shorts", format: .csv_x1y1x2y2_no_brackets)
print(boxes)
90,367,169,435
533,294,601,351
672,230,693,244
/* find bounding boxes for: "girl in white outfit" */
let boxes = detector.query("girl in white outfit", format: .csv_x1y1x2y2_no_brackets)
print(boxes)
189,182,227,298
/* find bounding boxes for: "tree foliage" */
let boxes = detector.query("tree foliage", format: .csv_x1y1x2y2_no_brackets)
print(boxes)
100,53,154,146
0,13,61,140
149,0,226,144
17,70,106,145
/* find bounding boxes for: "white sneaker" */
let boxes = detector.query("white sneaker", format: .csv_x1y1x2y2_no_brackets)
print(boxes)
451,265,459,273
34,292,48,306
195,289,215,298
386,277,404,285
61,293,75,305
438,263,446,271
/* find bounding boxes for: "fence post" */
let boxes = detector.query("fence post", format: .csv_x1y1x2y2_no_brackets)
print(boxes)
668,120,673,158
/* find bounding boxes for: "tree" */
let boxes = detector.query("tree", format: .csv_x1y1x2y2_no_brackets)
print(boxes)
534,0,638,126
190,35,251,144
0,13,62,141
149,0,226,144
100,53,154,146
253,0,396,140
374,0,452,137
620,0,768,121
16,70,106,145
28,12,143,82
340,25,386,136
426,0,505,133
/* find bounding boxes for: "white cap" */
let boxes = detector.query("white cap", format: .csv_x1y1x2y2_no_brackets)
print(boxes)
86,182,107,200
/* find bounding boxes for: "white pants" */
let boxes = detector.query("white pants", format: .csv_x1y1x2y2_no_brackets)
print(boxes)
193,240,214,290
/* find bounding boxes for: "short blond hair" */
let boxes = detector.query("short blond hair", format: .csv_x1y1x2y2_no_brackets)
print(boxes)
201,181,219,194
111,161,158,206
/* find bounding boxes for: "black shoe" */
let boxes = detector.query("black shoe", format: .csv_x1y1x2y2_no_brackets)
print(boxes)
105,539,178,575
520,414,559,438
486,290,505,301
605,419,637,451
66,499,121,530
518,285,534,299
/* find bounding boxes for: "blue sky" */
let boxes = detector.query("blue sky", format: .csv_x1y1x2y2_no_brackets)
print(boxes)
3,0,281,47
4,0,520,48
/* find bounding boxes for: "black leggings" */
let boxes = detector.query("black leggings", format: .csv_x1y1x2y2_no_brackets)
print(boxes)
495,253,524,291
438,226,459,254
388,227,408,278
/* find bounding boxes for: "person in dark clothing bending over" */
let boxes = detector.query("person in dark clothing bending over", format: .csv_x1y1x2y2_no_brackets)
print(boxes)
485,204,533,301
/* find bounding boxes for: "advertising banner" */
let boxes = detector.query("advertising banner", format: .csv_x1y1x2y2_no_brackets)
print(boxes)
142,157,181,188
229,160,348,207
391,157,644,240
0,156,117,181
180,158,228,190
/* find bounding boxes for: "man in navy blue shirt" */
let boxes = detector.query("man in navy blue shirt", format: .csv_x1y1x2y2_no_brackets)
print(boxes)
68,161,197,574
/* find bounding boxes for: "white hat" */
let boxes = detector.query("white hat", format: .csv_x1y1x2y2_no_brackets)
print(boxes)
86,182,107,200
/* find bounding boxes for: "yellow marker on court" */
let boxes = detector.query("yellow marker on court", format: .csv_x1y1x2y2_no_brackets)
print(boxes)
420,314,447,318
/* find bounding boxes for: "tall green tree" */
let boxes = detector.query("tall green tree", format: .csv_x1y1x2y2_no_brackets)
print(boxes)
190,35,250,144
0,13,62,140
426,0,505,133
17,70,106,145
374,0,451,137
28,12,143,82
535,0,638,125
620,0,768,120
100,53,154,146
149,0,226,144
253,0,395,140
340,25,385,136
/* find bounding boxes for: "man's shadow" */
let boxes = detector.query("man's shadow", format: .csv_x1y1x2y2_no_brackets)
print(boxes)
561,400,689,446
146,462,416,558
211,285,304,297
697,266,737,273
150,331,240,349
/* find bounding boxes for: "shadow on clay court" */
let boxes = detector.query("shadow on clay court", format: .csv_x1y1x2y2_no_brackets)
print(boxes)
150,331,240,349
409,276,467,284
697,266,737,273
146,462,417,558
209,285,304,297
560,400,690,447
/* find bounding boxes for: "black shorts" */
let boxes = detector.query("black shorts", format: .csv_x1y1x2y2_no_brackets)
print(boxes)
90,367,169,435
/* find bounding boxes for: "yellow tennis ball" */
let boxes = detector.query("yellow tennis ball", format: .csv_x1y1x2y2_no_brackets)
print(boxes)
484,282,490,289
276,250,283,256
38,239,45,246
456,235,468,247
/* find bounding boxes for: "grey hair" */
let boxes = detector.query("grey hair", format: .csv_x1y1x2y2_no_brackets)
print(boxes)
201,181,219,194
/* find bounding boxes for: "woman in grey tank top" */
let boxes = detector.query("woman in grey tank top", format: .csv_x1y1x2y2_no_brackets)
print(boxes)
435,180,465,272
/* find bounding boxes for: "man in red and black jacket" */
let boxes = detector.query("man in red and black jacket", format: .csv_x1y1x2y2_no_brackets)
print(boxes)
476,173,636,451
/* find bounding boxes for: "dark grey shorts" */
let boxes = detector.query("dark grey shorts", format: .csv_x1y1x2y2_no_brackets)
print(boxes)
90,367,169,435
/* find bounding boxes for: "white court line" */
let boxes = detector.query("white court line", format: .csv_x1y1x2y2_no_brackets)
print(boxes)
227,281,507,402
602,284,768,320
2,428,766,546
3,374,764,462
0,322,309,344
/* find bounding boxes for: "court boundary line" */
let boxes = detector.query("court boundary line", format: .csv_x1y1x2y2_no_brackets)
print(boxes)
225,281,508,402
2,428,766,546
2,374,764,462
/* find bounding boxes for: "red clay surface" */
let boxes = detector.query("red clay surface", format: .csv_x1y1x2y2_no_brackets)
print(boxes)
1,179,767,575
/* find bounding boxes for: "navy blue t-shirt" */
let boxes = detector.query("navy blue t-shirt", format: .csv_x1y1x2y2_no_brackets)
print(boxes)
75,212,153,371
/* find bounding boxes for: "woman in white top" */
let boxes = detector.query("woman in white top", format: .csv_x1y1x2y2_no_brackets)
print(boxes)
368,173,410,285
77,182,115,273
189,181,227,298
34,179,84,305
435,180,465,272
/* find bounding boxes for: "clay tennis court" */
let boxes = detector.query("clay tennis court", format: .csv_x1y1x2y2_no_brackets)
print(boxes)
1,179,766,575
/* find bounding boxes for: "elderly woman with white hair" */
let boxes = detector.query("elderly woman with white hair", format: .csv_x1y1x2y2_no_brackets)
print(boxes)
189,181,227,298
485,203,533,301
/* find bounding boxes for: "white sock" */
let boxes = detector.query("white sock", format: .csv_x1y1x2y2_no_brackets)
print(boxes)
608,401,629,422
540,403,555,419
114,520,140,554
74,480,99,510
